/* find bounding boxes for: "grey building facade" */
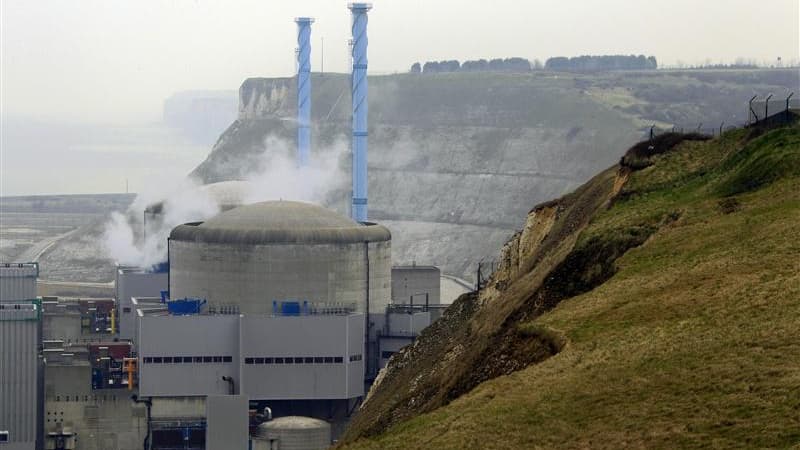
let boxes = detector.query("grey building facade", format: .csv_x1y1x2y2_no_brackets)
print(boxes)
115,266,168,341
136,313,365,400
0,301,42,450
391,265,441,305
0,263,38,303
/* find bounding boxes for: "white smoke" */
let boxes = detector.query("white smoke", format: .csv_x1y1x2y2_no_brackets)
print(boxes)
102,134,348,268
243,135,348,204
103,178,220,268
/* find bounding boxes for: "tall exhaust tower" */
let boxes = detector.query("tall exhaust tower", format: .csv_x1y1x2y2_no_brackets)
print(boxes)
349,3,371,222
295,17,314,167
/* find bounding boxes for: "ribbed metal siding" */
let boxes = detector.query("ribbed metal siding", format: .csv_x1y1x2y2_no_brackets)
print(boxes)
0,306,39,448
0,265,38,302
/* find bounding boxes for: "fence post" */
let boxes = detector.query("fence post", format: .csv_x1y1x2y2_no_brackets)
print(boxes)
719,122,724,136
649,125,655,140
787,92,795,121
765,94,773,120
749,95,759,124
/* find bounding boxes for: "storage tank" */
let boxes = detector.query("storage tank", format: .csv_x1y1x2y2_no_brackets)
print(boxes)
252,416,331,450
168,201,391,314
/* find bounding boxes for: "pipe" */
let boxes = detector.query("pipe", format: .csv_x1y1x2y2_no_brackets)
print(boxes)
364,240,370,379
295,17,314,167
111,308,116,335
221,376,235,395
349,3,372,222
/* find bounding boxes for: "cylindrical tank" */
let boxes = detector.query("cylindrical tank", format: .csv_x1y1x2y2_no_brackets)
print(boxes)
252,416,331,450
168,201,391,314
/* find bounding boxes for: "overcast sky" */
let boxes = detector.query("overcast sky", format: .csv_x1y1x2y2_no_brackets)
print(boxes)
2,0,798,123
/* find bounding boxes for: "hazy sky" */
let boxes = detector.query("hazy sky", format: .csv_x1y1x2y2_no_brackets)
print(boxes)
2,0,798,123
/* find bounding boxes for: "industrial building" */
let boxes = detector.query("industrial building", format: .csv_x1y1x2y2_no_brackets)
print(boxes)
115,265,168,341
0,5,458,449
0,263,38,303
0,301,42,450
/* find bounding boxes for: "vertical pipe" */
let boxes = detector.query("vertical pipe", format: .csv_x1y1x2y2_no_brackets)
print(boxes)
295,17,314,167
349,3,372,222
364,241,370,380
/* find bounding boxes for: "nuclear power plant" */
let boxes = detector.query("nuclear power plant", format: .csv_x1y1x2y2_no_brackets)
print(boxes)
0,4,451,450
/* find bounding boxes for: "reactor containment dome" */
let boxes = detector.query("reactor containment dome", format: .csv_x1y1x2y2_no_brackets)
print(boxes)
168,200,391,314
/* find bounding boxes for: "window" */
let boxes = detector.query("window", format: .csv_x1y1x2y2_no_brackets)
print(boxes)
274,358,284,364
264,357,273,364
245,358,254,364
223,356,232,363
334,357,343,363
255,357,264,364
294,357,303,364
183,357,193,363
285,358,293,364
324,357,334,363
143,357,152,364
202,356,212,363
152,357,163,363
349,354,362,362
163,357,173,363
123,307,131,313
0,431,8,443
194,356,203,363
304,357,314,364
314,357,324,363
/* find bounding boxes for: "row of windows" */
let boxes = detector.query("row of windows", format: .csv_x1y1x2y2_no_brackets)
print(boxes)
141,355,364,365
52,394,117,402
142,356,233,364
244,356,343,365
242,354,364,365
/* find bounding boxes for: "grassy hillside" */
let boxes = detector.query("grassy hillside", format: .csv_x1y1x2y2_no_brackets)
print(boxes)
341,119,800,448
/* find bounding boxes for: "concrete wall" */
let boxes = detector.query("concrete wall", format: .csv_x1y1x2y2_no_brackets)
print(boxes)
43,313,82,343
0,304,40,450
123,297,162,344
385,311,431,336
137,313,365,401
169,240,391,315
391,266,440,305
44,364,146,450
205,395,248,450
0,264,38,302
138,315,239,397
240,314,364,400
115,269,167,341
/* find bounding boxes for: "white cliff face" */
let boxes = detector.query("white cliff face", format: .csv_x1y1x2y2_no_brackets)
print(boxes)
239,78,293,120
193,74,642,281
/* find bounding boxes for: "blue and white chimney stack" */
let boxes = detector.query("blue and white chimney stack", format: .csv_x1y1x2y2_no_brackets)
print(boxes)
349,3,371,222
295,17,314,168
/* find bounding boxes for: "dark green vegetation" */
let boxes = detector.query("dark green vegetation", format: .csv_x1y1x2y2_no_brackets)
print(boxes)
340,118,800,449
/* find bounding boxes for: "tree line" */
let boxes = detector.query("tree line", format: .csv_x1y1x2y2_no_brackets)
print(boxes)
409,55,659,73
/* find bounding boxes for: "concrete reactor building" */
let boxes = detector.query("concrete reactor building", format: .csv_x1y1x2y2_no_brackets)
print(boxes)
168,200,392,317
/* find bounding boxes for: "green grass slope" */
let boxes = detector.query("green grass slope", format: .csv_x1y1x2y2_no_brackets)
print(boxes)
343,121,800,449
